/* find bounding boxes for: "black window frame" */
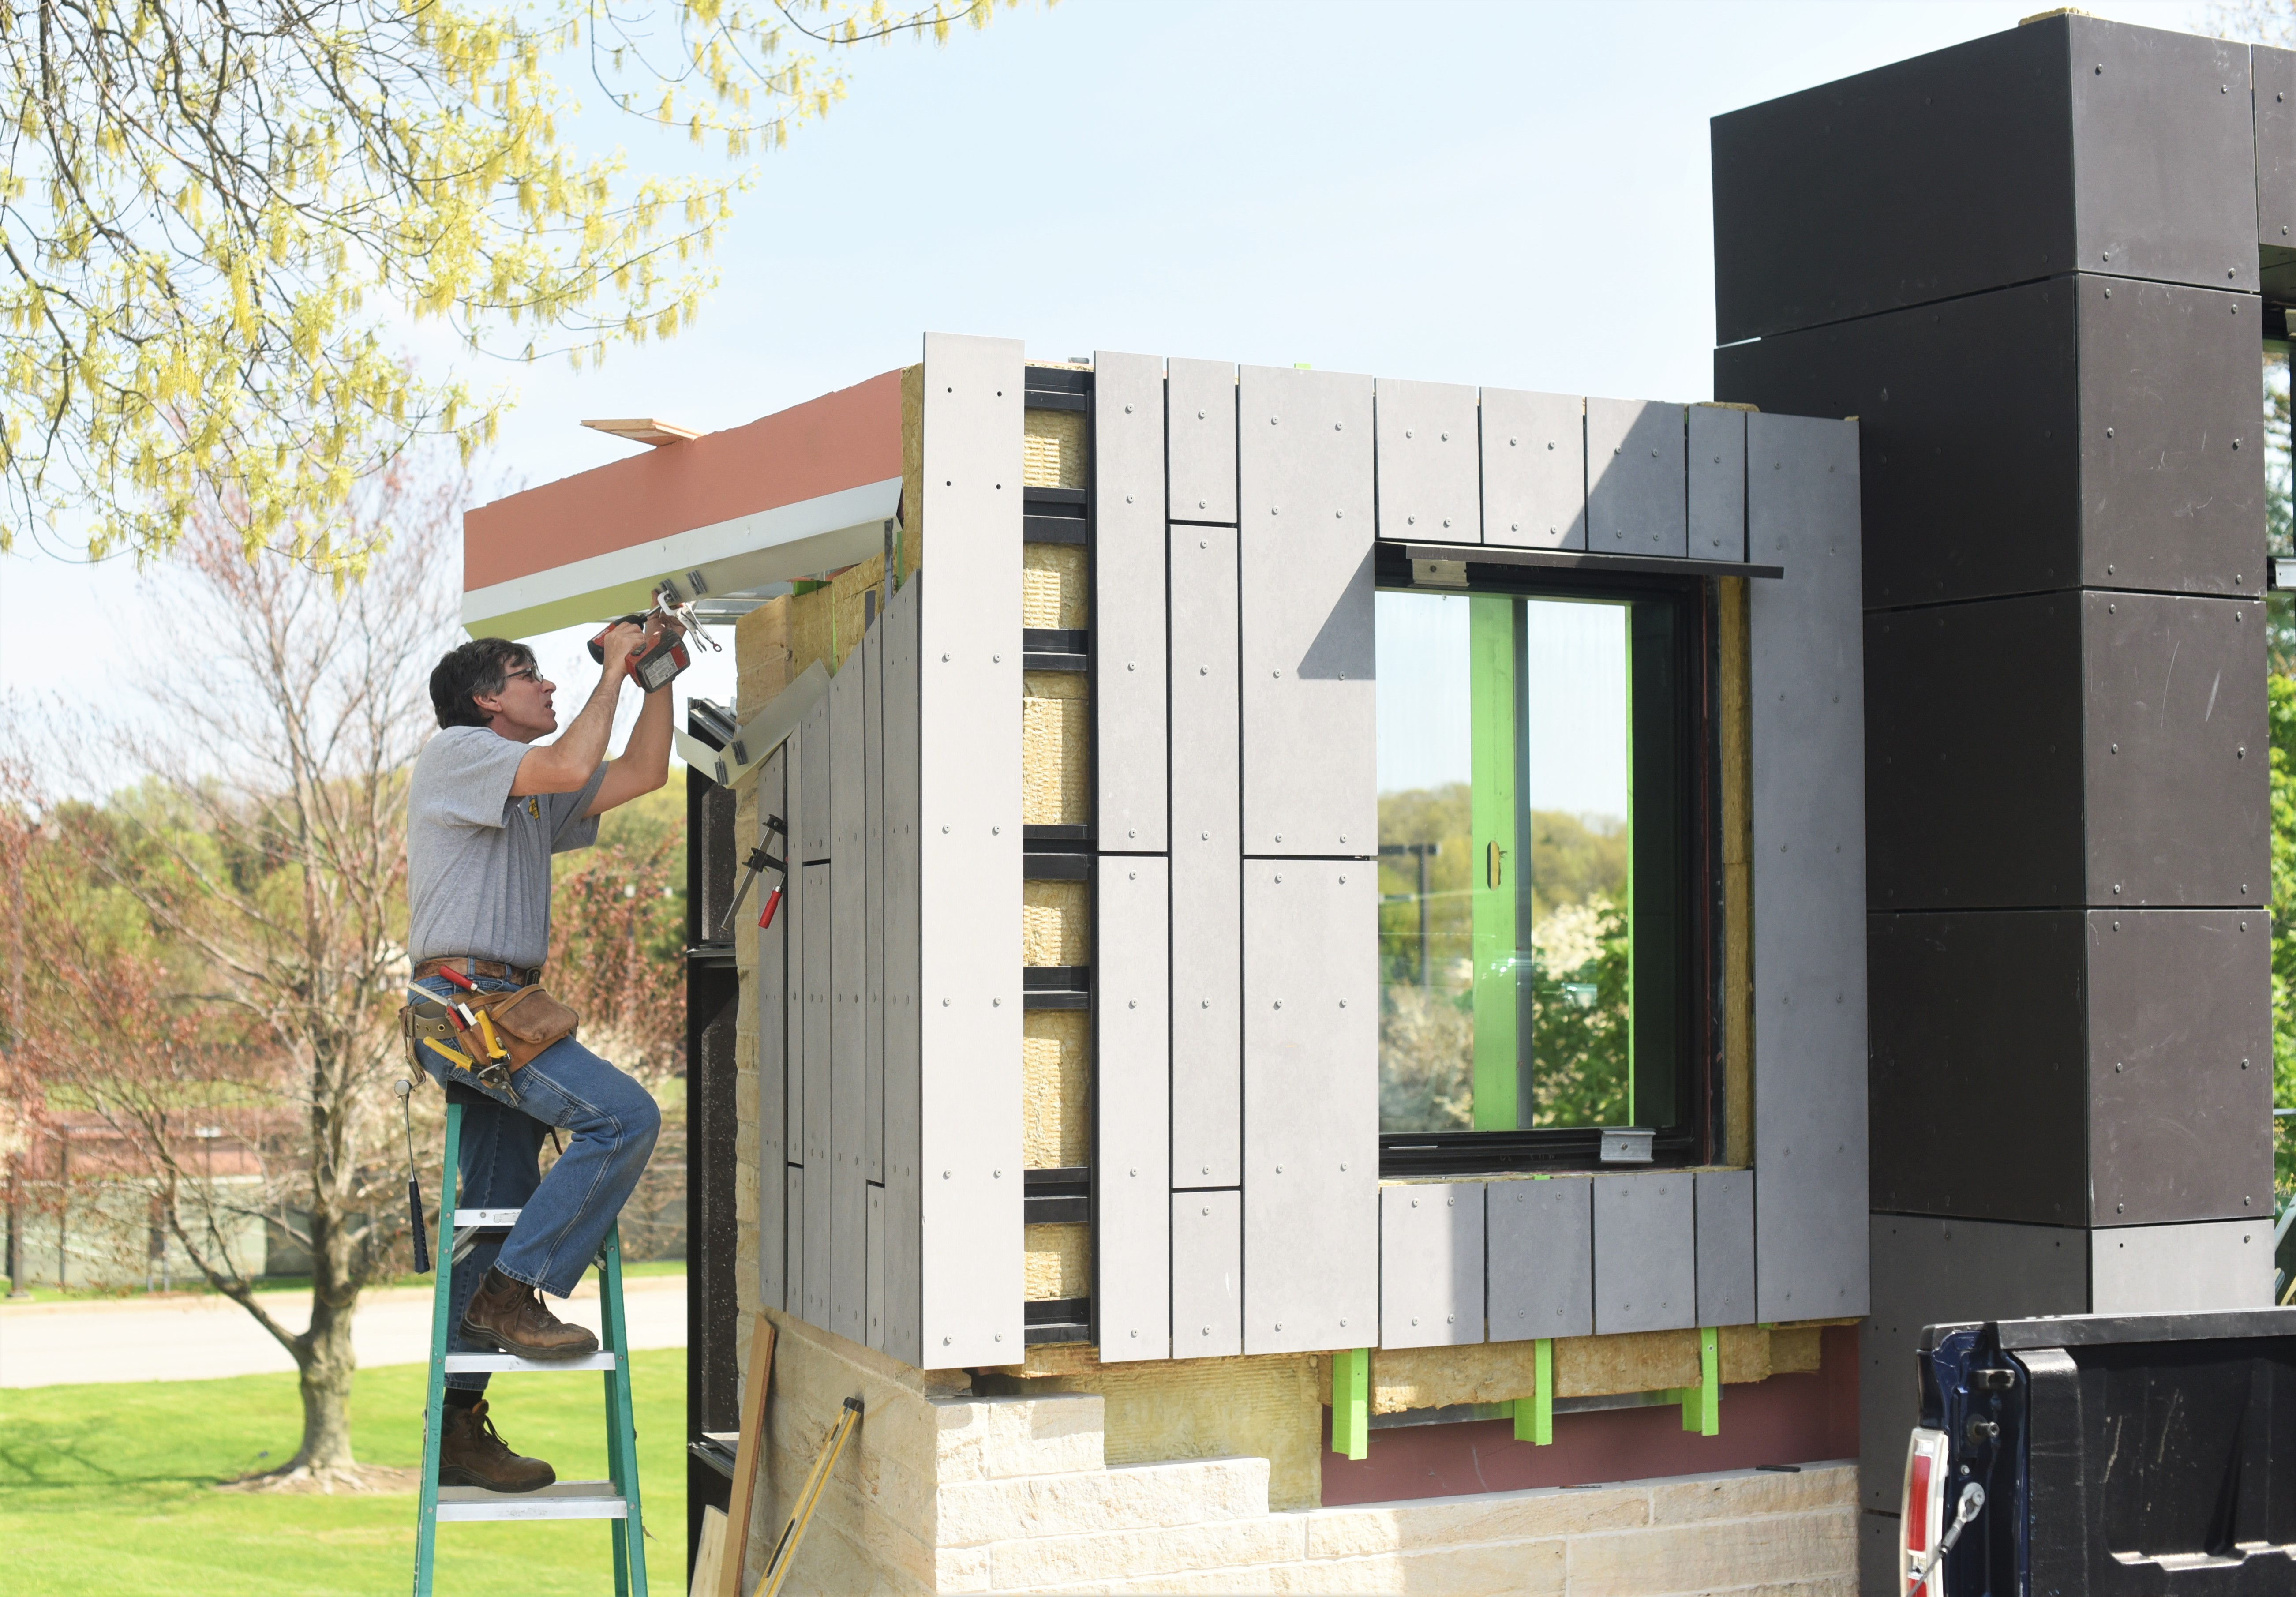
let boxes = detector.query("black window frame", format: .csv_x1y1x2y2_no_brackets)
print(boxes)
1370,550,1724,1178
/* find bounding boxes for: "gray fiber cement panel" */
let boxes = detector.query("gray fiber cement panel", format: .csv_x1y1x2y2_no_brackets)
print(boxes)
1585,398,1686,559
1236,365,1376,858
2090,1218,2274,1314
1718,277,2261,610
1097,855,1171,1362
1093,350,1170,852
799,696,831,862
1486,1176,1593,1341
784,1166,805,1329
1169,524,1241,1188
865,1185,886,1352
880,576,924,1366
1868,911,2091,1226
829,649,869,1347
916,333,1025,1365
1864,595,2087,911
1373,378,1481,542
1693,1170,1756,1328
1748,413,1868,1323
2086,910,2273,1225
1592,1172,1696,1335
863,623,885,1186
800,860,832,1330
1379,1182,1485,1349
1240,860,1379,1354
1167,357,1238,524
782,784,806,1201
1173,1190,1242,1359
1712,15,2253,343
1861,1214,2089,1513
2082,591,2267,910
755,747,788,1310
1478,389,1585,550
1686,405,1747,563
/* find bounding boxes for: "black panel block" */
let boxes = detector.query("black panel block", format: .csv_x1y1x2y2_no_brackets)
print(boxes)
2087,910,2273,1224
1866,593,2265,911
1870,909,2269,1225
2257,47,2296,291
2083,590,2267,908
1713,15,2255,341
1869,912,2089,1225
1866,595,2086,911
1717,279,2263,609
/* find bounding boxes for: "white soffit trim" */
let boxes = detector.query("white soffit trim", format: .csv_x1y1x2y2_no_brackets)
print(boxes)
462,476,902,640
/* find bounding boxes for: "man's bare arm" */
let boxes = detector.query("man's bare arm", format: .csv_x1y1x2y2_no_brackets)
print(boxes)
511,626,638,795
585,679,673,817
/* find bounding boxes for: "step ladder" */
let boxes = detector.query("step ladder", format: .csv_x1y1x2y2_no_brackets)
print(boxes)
412,1100,649,1596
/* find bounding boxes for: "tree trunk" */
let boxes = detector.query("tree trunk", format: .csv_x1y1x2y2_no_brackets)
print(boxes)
286,1300,359,1474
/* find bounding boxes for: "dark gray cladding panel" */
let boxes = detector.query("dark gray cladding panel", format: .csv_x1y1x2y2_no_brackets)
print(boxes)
2082,591,2267,908
1486,1176,1592,1341
1870,908,2273,1228
1868,911,2090,1227
2257,47,2296,276
2072,280,2265,596
2086,911,2273,1226
1712,15,2254,342
1860,1214,2089,1515
1865,596,2086,911
1717,279,2261,609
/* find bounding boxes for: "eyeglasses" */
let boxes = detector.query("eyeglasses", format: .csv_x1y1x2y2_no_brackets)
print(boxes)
503,667,546,688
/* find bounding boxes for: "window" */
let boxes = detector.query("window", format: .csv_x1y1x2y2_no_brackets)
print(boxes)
1375,572,1714,1174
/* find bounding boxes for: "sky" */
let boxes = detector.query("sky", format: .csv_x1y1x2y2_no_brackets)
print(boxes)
0,0,2211,785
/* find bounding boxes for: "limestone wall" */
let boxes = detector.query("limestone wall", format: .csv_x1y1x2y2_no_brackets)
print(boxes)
739,1307,1854,1596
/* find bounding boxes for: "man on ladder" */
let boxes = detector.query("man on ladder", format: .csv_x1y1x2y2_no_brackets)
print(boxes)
405,621,670,1492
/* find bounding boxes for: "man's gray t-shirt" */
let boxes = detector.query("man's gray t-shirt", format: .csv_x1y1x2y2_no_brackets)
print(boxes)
407,726,607,971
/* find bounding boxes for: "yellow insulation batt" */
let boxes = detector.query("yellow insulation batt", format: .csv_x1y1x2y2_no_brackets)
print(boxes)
1024,1221,1090,1299
734,594,795,716
787,553,887,679
1023,1009,1090,1168
1023,879,1090,967
1023,671,1090,825
1024,406,1087,490
1023,542,1089,629
980,1351,1326,1512
899,363,923,580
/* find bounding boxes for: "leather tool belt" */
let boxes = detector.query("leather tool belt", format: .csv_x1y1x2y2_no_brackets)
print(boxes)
401,962,580,1089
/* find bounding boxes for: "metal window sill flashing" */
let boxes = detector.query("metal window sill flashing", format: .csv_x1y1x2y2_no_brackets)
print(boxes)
1383,539,1783,583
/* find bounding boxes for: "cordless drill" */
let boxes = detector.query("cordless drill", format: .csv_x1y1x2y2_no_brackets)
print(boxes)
588,589,693,694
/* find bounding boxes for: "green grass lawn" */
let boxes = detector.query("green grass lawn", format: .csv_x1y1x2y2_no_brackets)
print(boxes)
0,1350,688,1596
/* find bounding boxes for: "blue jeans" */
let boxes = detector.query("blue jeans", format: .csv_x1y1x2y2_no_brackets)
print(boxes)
414,975,662,1392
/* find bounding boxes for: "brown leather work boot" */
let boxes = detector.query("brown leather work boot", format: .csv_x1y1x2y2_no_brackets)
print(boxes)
438,1398,556,1493
461,1267,600,1359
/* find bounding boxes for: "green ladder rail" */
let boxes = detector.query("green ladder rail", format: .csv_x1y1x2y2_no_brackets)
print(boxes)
412,1101,648,1596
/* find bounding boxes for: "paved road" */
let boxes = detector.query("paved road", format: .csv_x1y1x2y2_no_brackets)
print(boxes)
0,1273,686,1387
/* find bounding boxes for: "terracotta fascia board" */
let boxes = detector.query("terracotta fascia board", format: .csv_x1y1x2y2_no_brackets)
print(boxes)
463,368,904,594
461,474,899,640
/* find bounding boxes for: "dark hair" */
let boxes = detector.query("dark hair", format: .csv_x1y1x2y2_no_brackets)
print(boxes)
430,638,538,729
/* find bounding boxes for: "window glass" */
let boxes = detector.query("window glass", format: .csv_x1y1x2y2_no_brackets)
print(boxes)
1376,587,1674,1138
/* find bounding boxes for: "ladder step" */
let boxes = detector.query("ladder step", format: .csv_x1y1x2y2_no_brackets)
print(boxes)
445,1351,619,1374
453,1208,522,1227
435,1481,627,1522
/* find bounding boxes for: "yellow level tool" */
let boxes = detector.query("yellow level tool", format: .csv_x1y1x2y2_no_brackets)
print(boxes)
753,1396,863,1597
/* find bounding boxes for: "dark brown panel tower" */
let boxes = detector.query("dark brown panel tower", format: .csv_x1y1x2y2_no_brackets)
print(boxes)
1712,15,2274,1588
